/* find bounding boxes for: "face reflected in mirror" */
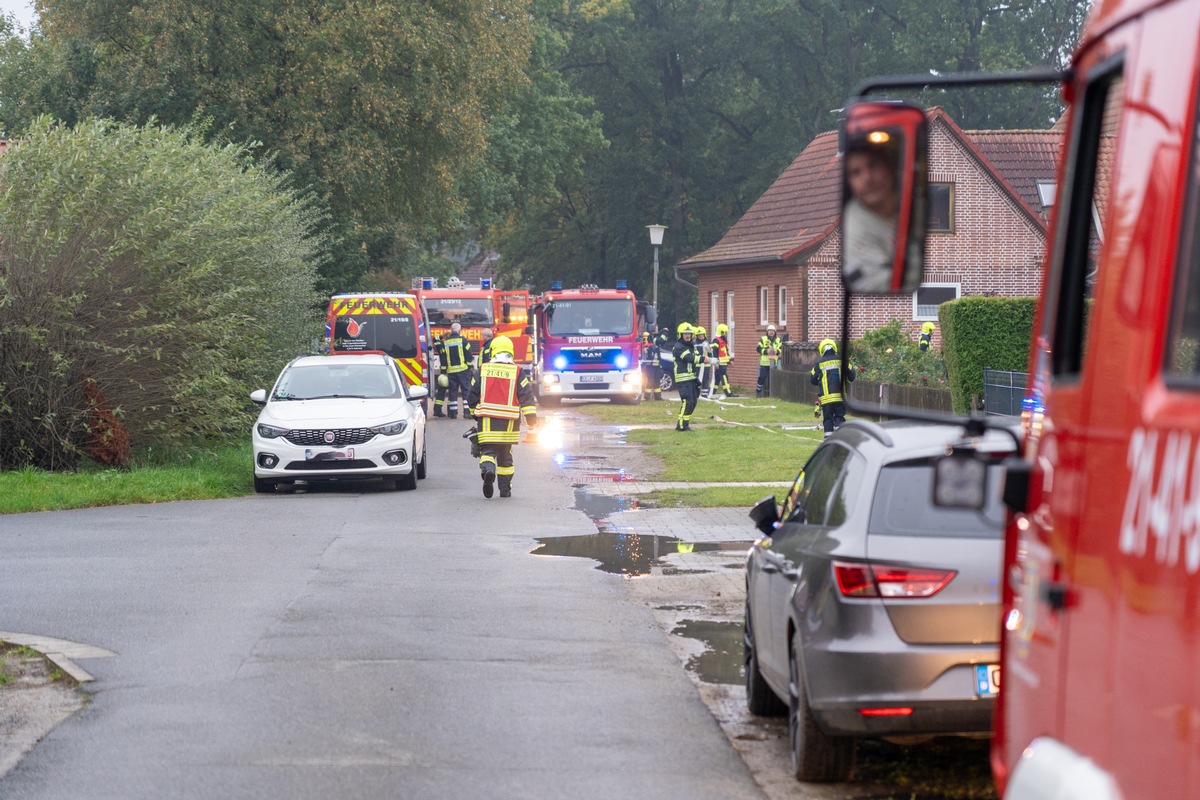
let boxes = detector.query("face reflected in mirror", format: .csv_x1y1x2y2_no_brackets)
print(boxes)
842,139,901,294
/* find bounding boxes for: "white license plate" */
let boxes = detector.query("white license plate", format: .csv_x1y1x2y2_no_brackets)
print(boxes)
305,448,355,461
975,664,1000,697
579,374,604,382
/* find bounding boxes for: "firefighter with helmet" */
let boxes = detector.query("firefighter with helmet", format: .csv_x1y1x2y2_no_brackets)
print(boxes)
435,321,473,419
756,324,782,397
641,323,663,401
466,335,537,498
810,338,856,437
672,323,699,431
713,323,734,396
919,320,936,352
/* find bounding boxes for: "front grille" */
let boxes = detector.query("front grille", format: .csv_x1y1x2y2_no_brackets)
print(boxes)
284,428,375,447
572,383,612,391
559,347,622,369
283,459,378,471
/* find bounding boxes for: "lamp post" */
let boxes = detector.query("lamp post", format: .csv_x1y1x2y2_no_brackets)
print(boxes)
647,224,667,312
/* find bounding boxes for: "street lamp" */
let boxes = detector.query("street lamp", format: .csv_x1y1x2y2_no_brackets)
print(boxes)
647,224,667,312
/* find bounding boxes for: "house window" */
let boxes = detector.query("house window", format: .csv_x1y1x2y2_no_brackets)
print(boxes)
914,283,960,321
778,285,788,326
725,291,735,354
759,286,769,325
1037,180,1057,210
710,292,719,334
928,183,955,233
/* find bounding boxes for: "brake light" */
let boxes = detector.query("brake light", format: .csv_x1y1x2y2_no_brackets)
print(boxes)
833,561,956,598
858,707,913,717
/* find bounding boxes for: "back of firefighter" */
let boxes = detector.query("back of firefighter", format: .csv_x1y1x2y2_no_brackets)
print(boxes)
693,326,711,397
655,323,674,378
432,334,450,416
435,322,473,419
919,320,936,352
466,335,537,498
756,325,781,397
810,338,855,437
672,323,699,431
713,323,733,396
641,324,663,401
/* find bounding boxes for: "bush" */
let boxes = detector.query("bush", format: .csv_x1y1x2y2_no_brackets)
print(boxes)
851,319,948,388
940,297,1036,413
0,117,328,470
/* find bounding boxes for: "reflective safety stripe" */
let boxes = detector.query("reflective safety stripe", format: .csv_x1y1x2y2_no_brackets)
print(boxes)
476,363,521,420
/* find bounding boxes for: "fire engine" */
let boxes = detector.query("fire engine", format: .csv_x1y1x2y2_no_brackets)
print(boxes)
413,277,534,367
531,281,654,406
839,1,1200,796
325,292,431,394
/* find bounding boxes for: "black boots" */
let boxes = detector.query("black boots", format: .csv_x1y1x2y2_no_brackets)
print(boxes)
482,465,495,498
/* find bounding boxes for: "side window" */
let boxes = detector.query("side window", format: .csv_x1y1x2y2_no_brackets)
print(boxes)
802,445,850,526
780,447,832,524
824,449,867,527
1166,82,1200,380
1046,57,1123,377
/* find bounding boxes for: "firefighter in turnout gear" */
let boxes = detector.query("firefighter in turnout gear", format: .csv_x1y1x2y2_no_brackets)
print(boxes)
713,323,734,396
810,338,856,437
432,334,451,417
466,336,537,498
756,324,782,397
436,322,473,419
655,324,674,382
641,323,663,401
672,323,699,431
919,320,936,352
693,326,712,397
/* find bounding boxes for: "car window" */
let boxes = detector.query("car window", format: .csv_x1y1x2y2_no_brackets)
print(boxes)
868,458,1006,538
801,445,850,526
781,447,829,523
274,364,402,400
824,448,866,527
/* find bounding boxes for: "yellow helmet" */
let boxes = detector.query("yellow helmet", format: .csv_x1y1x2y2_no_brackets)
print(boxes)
695,326,707,338
676,322,693,337
715,323,729,336
490,335,515,357
922,321,936,333
819,338,837,353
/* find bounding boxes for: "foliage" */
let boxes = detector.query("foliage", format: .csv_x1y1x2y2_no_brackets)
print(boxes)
940,296,1037,413
0,118,325,470
851,319,948,388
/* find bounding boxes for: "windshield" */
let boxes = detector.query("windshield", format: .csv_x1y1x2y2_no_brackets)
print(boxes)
273,363,403,400
331,315,418,360
545,298,634,336
868,459,1006,538
423,297,494,327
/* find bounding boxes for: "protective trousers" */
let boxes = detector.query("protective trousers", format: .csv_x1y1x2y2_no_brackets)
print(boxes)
446,370,472,418
757,365,772,397
479,443,515,495
676,381,699,430
642,362,663,400
821,401,847,437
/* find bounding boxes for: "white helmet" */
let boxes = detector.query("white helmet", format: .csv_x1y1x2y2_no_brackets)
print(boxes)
766,324,776,333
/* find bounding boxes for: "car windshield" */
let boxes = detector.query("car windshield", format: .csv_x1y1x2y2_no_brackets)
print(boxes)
545,299,634,336
423,297,494,327
868,458,1006,539
272,364,402,401
330,315,419,359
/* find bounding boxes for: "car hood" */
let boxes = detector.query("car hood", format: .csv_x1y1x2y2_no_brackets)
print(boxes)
262,398,416,426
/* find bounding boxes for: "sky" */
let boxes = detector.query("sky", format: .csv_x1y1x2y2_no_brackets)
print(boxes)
0,0,35,33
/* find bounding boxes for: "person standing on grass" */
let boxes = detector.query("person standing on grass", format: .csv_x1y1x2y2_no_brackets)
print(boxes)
672,323,699,432
756,325,781,398
810,338,856,437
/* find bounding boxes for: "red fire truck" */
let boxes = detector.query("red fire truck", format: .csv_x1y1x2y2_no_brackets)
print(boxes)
840,1,1200,796
413,277,534,367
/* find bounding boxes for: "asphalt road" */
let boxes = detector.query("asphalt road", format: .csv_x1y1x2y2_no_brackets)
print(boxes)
0,414,765,800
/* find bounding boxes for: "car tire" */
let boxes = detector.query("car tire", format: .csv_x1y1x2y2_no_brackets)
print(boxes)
416,445,428,479
397,469,418,491
253,477,276,494
789,630,855,783
659,372,675,393
745,606,787,717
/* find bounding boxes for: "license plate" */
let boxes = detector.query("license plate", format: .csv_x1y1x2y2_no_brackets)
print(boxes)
305,448,355,461
975,664,1000,697
579,374,604,382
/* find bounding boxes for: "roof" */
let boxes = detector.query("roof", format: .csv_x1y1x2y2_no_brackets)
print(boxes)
458,250,498,285
680,110,1062,271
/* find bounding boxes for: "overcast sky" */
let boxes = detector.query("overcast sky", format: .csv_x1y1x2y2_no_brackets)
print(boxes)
0,0,36,32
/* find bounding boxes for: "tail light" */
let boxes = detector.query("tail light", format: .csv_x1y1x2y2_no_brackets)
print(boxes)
833,561,956,598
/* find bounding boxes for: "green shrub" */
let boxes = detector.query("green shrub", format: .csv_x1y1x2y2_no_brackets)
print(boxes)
851,319,948,388
940,297,1036,413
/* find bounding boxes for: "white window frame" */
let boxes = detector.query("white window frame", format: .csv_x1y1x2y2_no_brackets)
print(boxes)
778,285,788,326
710,291,719,334
913,282,961,321
725,291,735,354
759,286,769,325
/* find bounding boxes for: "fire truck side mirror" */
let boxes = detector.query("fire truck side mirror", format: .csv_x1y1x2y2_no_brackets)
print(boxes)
524,325,533,335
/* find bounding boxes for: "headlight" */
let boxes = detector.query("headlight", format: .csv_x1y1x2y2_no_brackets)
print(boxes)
542,373,560,385
257,423,288,439
615,354,630,369
371,419,409,436
553,355,568,370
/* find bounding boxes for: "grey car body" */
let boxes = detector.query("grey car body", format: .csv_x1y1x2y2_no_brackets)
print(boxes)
744,419,1014,782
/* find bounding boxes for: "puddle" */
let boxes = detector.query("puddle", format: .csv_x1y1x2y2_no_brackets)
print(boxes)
532,529,751,576
573,487,638,520
672,619,743,686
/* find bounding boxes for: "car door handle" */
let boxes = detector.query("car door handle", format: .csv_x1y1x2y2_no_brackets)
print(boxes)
761,562,779,574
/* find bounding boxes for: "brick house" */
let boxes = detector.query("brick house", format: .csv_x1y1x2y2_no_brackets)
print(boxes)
677,108,1061,390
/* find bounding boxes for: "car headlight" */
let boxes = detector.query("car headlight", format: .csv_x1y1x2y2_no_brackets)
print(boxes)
257,423,288,439
371,419,409,436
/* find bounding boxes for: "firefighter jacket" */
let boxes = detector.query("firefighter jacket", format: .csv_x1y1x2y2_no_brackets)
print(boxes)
479,337,495,365
641,333,659,365
714,336,731,365
672,339,698,383
919,323,935,352
467,361,537,444
757,335,781,367
810,348,856,404
437,333,473,374
655,330,673,369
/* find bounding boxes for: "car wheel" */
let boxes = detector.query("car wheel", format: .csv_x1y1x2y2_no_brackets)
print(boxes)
397,469,418,491
253,477,276,494
745,606,787,717
416,444,428,479
659,372,675,393
789,629,855,782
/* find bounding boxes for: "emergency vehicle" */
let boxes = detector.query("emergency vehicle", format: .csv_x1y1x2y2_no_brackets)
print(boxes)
325,293,431,395
413,277,534,367
531,281,654,406
839,1,1200,796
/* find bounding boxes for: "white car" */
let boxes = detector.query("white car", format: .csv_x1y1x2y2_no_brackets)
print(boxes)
250,354,429,493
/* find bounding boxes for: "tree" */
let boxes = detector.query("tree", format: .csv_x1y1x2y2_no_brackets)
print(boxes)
0,117,326,470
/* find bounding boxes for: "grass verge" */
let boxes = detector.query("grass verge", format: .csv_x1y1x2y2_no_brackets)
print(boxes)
640,486,784,509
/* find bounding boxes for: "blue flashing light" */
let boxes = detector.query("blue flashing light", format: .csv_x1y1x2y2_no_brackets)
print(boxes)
553,355,569,371
421,278,434,289
481,278,492,289
615,354,630,370
550,281,563,291
615,279,628,290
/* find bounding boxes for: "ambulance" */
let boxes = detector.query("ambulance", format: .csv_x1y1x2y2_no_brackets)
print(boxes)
840,1,1200,796
325,293,431,396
